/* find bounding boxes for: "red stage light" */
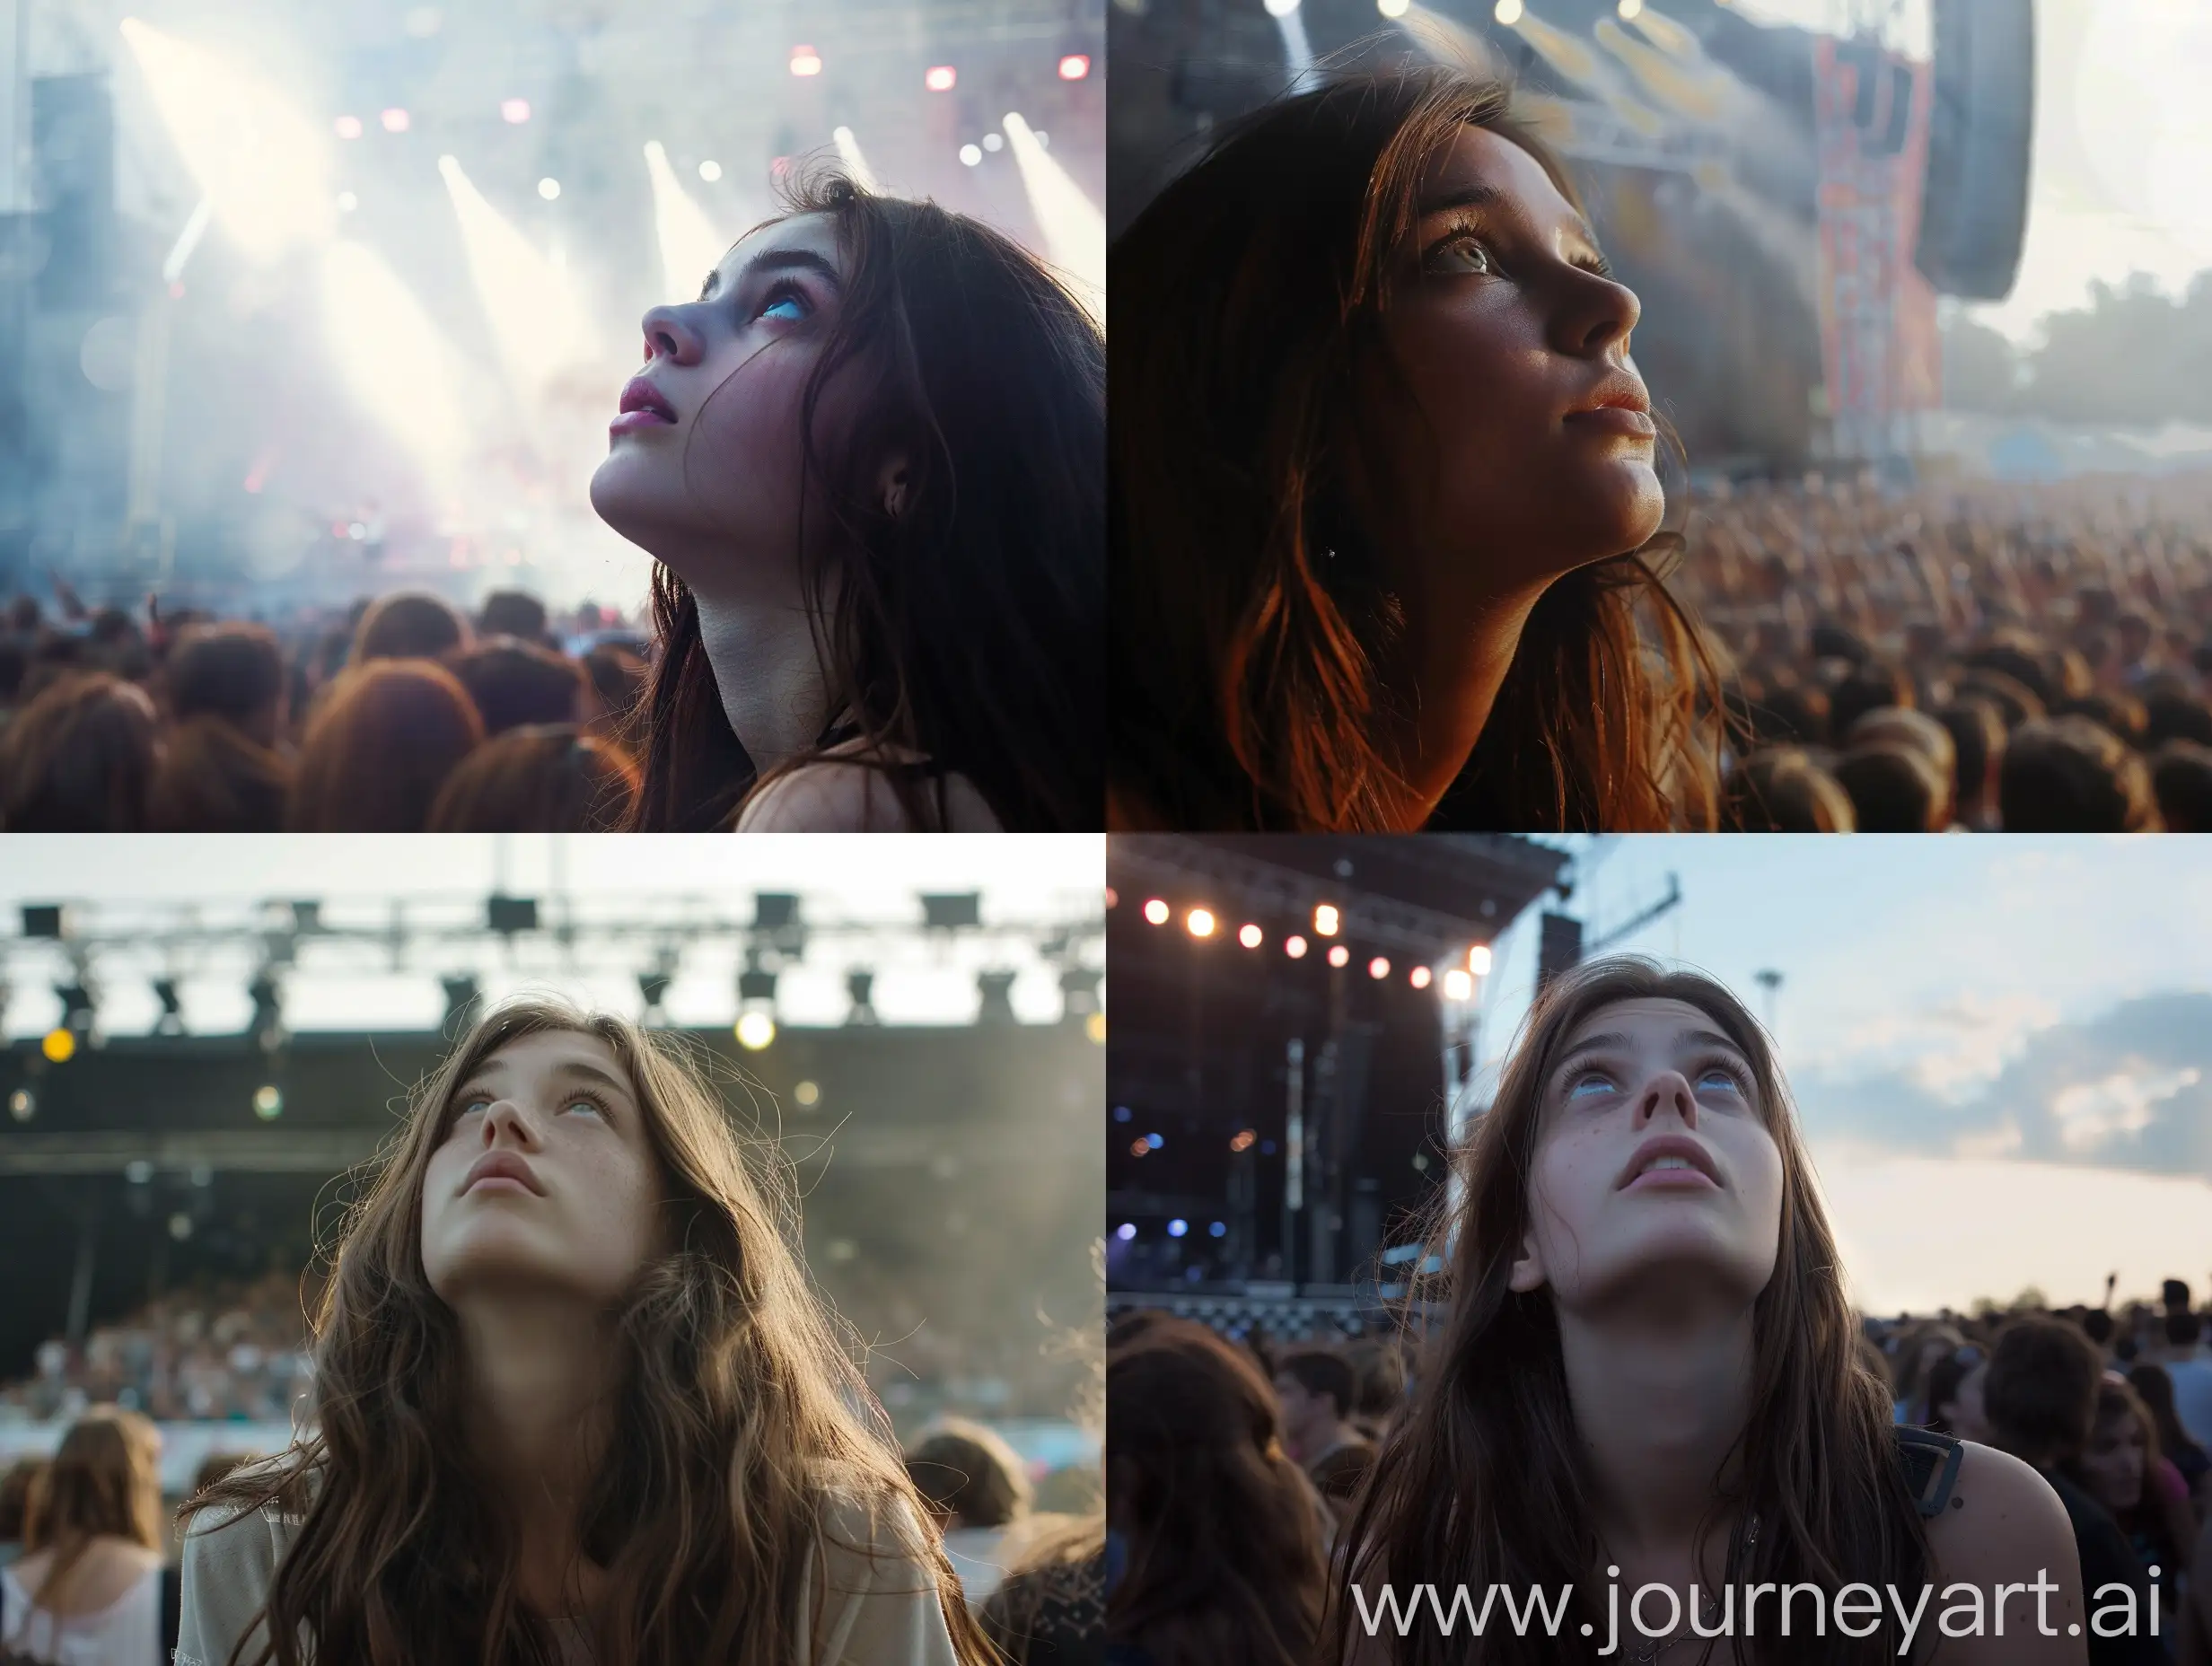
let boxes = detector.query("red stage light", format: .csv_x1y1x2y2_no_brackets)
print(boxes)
1058,53,1091,80
926,65,956,92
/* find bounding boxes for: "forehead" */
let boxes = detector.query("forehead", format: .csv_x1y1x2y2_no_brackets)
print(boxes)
1561,996,1728,1049
472,1027,628,1084
1417,125,1584,233
714,211,842,284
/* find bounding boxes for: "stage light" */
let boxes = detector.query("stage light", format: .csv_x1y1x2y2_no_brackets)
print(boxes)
790,44,822,76
1444,969,1474,1001
1058,53,1091,79
1209,1221,1227,1238
439,156,600,398
643,140,731,304
735,1011,776,1050
537,177,560,200
1238,924,1263,949
119,19,336,264
1496,0,1523,20
831,127,878,191
1378,0,1410,13
959,145,982,167
1000,112,1104,322
381,108,410,133
1265,0,1301,14
1286,935,1308,959
40,1030,74,1064
1130,1139,1149,1158
169,1214,193,1241
1328,944,1350,969
1313,904,1339,936
319,241,469,480
698,159,722,181
926,65,957,92
1369,957,1391,979
983,133,1004,153
1105,888,1119,909
1186,908,1216,938
1168,1218,1189,1237
1230,1128,1257,1152
1115,1223,1136,1241
1142,899,1170,925
1470,944,1493,975
1085,1011,1107,1045
1146,1133,1164,1149
1618,0,1643,14
794,1081,821,1107
334,116,363,139
1410,965,1433,989
500,97,531,123
252,1084,283,1119
7,1090,31,1122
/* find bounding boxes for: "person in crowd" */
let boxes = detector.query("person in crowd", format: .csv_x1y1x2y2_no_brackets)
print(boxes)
1340,1337,1407,1443
285,659,483,832
1889,1321,1968,1425
2155,1305,2212,1456
1106,1319,1328,1666
0,1458,45,1571
590,168,1102,833
177,996,986,1666
2130,1363,2212,1517
0,1409,165,1666
350,592,471,664
580,643,648,741
1936,698,2008,831
424,724,639,833
1721,746,1856,831
905,1419,1033,1602
1271,1349,1376,1505
1925,1349,1978,1438
1832,742,1949,833
1109,65,1724,832
0,671,161,831
1981,1319,2164,1665
980,1513,1104,1666
478,591,553,647
2000,715,2161,831
2152,741,2212,833
447,638,592,736
2068,1377,2197,1644
1338,956,2085,1665
148,623,292,833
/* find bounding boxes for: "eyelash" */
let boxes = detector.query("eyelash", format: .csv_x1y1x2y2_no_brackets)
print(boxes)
1425,216,1614,281
1560,1055,1751,1100
447,1089,613,1128
754,279,812,322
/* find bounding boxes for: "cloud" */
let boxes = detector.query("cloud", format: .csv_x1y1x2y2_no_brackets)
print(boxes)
1795,991,2212,1181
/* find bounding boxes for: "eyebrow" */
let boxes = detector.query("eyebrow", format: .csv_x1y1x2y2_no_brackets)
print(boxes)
1415,180,1602,259
699,246,842,302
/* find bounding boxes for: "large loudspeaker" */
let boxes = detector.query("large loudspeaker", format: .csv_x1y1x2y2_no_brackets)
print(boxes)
31,75,115,312
1914,0,2034,301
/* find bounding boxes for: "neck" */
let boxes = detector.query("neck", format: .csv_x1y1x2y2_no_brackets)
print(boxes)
1366,577,1548,828
1555,1287,1756,1562
689,583,832,775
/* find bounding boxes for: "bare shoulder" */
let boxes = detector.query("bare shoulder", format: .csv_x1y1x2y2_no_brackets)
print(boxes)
1920,1441,2087,1664
734,743,1002,833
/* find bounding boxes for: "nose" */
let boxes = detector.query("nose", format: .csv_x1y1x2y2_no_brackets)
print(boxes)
1632,1068,1698,1129
478,1098,542,1149
639,303,704,367
1554,267,1641,360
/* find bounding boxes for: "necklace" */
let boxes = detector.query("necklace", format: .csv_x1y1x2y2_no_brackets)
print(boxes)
1619,1512,1760,1665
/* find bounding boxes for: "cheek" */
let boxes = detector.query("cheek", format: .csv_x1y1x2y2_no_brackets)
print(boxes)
684,346,812,504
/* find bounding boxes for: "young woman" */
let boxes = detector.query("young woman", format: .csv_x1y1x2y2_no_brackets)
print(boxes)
2067,1379,2193,1648
1,1408,166,1666
1110,66,1723,832
590,169,1104,833
1338,957,2085,1665
177,997,991,1666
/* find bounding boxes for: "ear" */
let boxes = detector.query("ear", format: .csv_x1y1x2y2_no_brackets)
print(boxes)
877,451,914,522
1507,1230,1546,1294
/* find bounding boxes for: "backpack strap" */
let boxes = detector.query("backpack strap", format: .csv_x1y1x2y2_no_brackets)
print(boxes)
1894,1425,1964,1517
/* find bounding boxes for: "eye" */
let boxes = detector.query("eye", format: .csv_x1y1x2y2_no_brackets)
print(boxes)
560,1089,614,1123
1693,1059,1751,1097
454,1098,490,1119
757,282,811,322
1424,226,1498,278
1564,1070,1616,1100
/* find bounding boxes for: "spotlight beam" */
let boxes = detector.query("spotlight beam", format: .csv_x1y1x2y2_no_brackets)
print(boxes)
999,112,1104,324
438,154,601,398
644,140,735,304
832,127,879,191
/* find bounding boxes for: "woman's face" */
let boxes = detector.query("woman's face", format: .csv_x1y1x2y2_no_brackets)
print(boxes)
420,1030,665,1309
590,212,882,587
1361,125,1663,605
1510,997,1784,1311
2078,1411,2146,1514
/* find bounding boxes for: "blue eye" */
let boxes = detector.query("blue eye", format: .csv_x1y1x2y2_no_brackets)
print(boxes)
759,289,809,321
1567,1073,1614,1099
564,1098,603,1118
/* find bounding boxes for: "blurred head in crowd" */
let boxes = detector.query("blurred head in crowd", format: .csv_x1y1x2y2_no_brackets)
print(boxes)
1271,1347,1357,1462
447,637,590,735
148,623,294,833
1982,1317,2102,1468
288,660,483,832
906,1419,1033,1531
582,642,647,735
478,590,550,645
593,169,1103,834
0,1456,46,1548
352,591,471,665
2151,740,2212,833
1833,742,1948,833
1827,663,1912,743
1722,746,1856,832
1108,1320,1326,1666
23,1408,162,1574
1107,64,1723,834
0,671,161,831
1933,698,2006,829
2067,1379,2158,1524
424,724,638,832
1997,715,2159,832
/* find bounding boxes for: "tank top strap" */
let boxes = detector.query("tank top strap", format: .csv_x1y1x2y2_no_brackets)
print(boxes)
1893,1424,1964,1517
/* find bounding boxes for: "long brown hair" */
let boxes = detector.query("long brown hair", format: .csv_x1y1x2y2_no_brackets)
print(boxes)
185,996,996,1666
1334,957,1931,1664
22,1409,163,1615
0,671,160,830
1110,67,1722,831
286,659,484,832
1106,1320,1326,1666
625,170,1104,833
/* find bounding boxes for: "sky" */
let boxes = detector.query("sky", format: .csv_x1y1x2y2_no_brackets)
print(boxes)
1727,0,2212,341
1475,836,2212,1315
0,835,1104,1035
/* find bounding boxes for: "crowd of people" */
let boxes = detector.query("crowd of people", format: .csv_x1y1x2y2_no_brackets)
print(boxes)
0,585,651,832
1688,473,2212,832
1106,1281,2212,1664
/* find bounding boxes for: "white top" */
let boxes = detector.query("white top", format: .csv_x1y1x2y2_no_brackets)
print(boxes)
940,1525,1013,1602
0,1561,162,1666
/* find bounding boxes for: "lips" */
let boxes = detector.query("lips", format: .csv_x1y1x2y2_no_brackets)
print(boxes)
1616,1134,1720,1191
613,376,677,430
1565,370,1655,434
462,1150,542,1197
